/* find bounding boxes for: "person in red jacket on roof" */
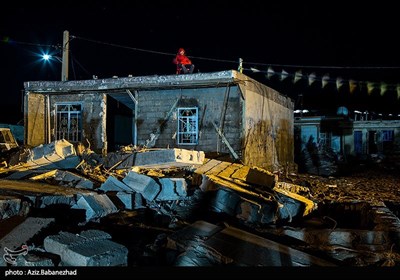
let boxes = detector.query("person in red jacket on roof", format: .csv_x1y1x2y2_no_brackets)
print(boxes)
173,48,195,74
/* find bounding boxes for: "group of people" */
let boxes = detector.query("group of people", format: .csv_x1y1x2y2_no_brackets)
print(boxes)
173,48,195,74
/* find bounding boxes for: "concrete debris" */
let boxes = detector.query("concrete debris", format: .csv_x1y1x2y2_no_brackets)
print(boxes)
115,192,145,210
134,149,205,169
0,217,55,266
0,196,22,220
99,175,134,193
168,220,336,266
3,139,80,172
16,250,55,266
44,230,128,266
38,195,76,209
156,178,187,201
195,159,275,189
71,193,118,222
30,170,94,190
122,171,161,201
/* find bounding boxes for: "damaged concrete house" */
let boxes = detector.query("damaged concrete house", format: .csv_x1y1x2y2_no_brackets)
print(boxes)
23,70,294,171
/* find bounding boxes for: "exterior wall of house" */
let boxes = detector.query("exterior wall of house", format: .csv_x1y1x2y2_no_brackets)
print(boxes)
25,93,46,147
136,87,243,154
239,82,295,171
25,92,107,153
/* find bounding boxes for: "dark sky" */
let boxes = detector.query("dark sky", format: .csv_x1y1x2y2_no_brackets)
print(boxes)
1,1,400,123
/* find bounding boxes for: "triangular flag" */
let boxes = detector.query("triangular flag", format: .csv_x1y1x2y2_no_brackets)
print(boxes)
397,84,400,99
294,70,303,83
380,82,387,96
367,82,374,95
267,67,275,79
322,74,330,88
280,69,289,81
349,79,357,94
250,67,260,73
308,72,316,86
336,77,343,90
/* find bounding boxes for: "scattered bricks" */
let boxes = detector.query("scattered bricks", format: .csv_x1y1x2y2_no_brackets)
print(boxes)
62,239,128,266
209,188,241,216
71,194,118,222
100,176,134,193
122,171,161,201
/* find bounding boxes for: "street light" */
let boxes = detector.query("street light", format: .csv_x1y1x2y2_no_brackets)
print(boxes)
40,30,69,81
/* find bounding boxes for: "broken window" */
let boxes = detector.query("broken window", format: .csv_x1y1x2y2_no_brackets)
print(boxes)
55,103,82,142
177,107,198,145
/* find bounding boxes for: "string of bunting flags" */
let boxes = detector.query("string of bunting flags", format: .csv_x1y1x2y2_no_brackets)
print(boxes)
243,66,400,99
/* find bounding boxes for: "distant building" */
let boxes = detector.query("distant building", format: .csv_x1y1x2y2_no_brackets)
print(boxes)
23,70,294,171
294,113,400,175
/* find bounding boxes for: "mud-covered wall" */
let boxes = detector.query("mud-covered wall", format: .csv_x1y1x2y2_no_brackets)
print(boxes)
25,93,46,147
49,93,106,153
136,87,243,154
240,83,294,171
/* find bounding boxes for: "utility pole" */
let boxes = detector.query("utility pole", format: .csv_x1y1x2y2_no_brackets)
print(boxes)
61,30,69,81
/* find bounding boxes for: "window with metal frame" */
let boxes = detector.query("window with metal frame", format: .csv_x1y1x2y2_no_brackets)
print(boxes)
55,103,82,142
177,107,198,145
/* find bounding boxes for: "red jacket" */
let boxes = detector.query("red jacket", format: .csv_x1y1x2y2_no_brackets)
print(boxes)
174,48,192,65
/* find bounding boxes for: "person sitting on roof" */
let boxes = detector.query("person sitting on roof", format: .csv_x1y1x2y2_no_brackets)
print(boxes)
173,48,194,74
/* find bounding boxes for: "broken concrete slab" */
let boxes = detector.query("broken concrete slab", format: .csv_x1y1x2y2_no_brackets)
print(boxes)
122,171,160,201
0,217,54,266
99,175,134,193
44,230,128,266
195,159,275,189
209,188,241,216
168,220,336,266
71,193,118,222
16,251,55,266
134,149,205,168
5,140,80,172
30,170,93,190
38,195,76,209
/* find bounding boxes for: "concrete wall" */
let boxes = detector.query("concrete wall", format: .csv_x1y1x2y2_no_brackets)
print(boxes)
25,93,46,147
136,87,243,154
26,92,106,153
240,83,294,171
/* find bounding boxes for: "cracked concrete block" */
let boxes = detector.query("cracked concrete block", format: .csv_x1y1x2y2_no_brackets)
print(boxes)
122,171,160,201
209,188,241,216
71,194,118,222
44,232,85,255
100,176,134,193
157,178,180,201
62,239,128,266
134,149,205,168
171,178,187,197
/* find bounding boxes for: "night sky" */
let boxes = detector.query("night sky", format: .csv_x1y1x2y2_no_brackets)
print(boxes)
1,1,400,123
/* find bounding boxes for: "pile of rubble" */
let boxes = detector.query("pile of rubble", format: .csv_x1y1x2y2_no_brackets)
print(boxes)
1,140,400,267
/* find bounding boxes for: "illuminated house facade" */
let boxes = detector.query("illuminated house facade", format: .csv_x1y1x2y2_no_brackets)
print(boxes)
24,70,295,171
